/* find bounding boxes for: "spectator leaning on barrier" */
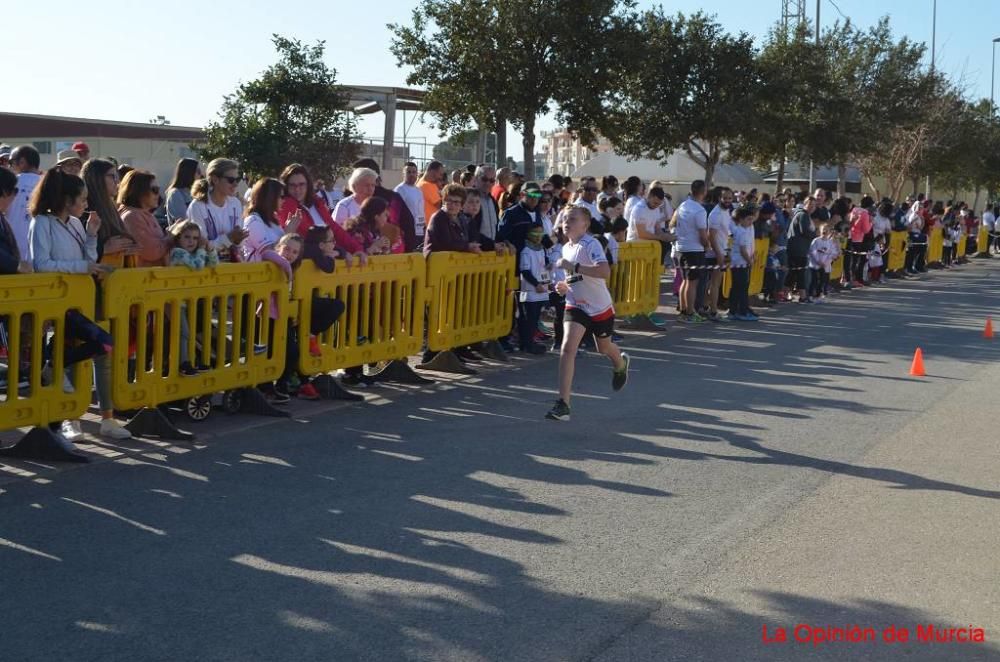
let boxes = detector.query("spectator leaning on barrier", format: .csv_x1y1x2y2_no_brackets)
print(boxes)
0,167,31,274
164,158,202,225
28,167,116,443
7,145,43,259
423,183,478,256
276,163,366,262
243,178,294,262
394,161,425,239
675,179,710,322
118,170,172,267
352,158,417,252
186,158,247,261
83,159,137,267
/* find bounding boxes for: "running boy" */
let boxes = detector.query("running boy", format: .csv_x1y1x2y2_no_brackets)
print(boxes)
546,206,629,421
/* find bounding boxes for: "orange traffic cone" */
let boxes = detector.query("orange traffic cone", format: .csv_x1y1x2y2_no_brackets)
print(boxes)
984,317,995,339
909,348,926,377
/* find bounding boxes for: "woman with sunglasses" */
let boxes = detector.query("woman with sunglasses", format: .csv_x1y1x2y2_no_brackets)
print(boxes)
118,170,171,267
186,158,248,261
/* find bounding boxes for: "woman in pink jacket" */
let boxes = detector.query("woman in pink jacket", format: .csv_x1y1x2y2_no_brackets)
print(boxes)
117,170,172,267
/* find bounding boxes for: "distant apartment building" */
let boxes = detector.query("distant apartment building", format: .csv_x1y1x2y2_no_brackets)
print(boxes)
541,128,613,177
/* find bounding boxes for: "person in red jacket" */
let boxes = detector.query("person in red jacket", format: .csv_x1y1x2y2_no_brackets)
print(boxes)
275,163,367,265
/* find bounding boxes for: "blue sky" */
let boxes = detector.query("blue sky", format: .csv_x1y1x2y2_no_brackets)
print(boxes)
6,0,997,159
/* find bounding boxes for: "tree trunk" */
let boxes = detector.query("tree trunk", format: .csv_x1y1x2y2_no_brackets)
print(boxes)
521,115,536,181
862,167,881,201
494,110,507,167
973,186,981,213
775,150,786,194
837,163,847,198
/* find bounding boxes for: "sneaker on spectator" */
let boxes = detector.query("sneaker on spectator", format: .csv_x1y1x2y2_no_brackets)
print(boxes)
61,419,83,441
99,419,132,440
179,362,199,377
689,312,706,323
253,344,268,355
271,383,291,404
298,383,321,400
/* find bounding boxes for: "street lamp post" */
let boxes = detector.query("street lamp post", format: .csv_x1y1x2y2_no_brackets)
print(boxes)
992,37,1000,121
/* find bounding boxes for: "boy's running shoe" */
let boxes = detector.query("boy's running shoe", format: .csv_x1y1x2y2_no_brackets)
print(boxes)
612,353,630,391
545,399,571,421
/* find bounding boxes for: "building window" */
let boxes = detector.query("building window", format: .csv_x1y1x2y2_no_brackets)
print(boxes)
32,141,52,155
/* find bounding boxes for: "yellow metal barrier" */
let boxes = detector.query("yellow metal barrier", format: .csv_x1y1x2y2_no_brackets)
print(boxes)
749,238,768,296
102,264,289,409
830,239,846,281
609,240,661,316
976,225,989,255
293,254,426,375
426,251,516,352
888,230,907,271
0,274,96,430
926,227,943,264
955,234,967,259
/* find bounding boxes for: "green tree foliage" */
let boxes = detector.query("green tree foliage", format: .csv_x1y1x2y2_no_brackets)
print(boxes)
609,10,757,188
390,0,635,180
200,35,360,182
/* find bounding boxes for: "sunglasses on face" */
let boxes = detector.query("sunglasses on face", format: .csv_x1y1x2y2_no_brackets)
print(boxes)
220,175,240,185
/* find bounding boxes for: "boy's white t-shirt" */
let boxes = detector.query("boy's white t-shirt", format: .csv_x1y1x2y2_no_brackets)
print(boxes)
625,199,662,241
562,234,614,318
519,245,550,303
808,236,833,271
730,223,754,268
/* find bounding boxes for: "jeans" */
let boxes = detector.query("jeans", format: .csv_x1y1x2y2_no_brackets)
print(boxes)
729,267,750,316
809,268,829,298
517,300,544,349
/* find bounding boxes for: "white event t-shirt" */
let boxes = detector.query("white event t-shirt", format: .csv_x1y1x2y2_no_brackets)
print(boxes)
332,195,363,227
730,223,755,268
394,183,425,236
675,198,708,253
626,199,663,242
563,234,614,319
707,204,732,258
187,195,243,254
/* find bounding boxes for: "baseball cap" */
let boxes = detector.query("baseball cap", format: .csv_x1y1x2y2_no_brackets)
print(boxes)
523,182,542,198
56,149,83,165
71,141,90,152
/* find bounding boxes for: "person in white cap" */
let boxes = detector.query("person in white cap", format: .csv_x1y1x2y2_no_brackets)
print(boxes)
0,144,11,168
55,149,83,177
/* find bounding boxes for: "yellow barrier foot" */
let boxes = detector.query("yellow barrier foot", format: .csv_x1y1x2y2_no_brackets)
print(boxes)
417,351,477,375
370,360,434,385
126,407,196,441
239,388,291,418
478,340,510,363
0,427,91,463
311,374,364,402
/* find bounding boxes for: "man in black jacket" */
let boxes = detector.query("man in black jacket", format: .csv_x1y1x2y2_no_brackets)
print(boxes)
498,183,543,252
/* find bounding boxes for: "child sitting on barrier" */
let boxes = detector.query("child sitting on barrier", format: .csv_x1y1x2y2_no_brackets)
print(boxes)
168,221,218,376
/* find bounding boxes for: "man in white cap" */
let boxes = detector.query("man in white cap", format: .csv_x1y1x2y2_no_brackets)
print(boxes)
55,149,83,176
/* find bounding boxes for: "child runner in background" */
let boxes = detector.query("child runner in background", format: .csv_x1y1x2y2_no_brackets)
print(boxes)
168,220,218,376
546,206,629,422
868,236,886,283
518,224,550,355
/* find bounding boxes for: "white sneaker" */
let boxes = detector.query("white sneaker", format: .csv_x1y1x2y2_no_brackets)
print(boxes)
60,420,83,441
99,419,132,440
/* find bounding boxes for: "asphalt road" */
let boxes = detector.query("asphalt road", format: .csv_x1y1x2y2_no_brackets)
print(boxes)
1,261,999,662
